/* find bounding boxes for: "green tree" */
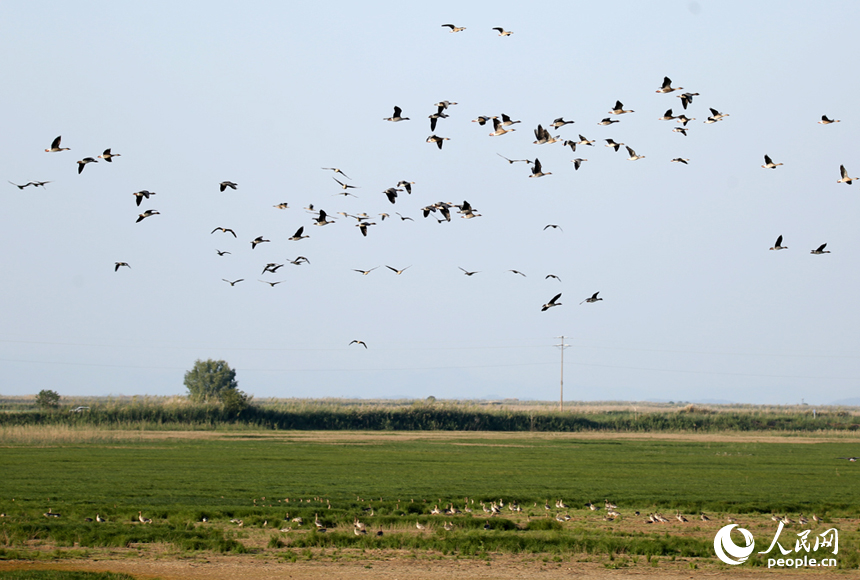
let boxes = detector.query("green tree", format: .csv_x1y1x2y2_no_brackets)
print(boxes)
220,386,250,415
184,359,239,403
35,389,60,409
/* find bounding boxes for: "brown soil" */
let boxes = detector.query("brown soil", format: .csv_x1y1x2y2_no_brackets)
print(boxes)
1,552,851,580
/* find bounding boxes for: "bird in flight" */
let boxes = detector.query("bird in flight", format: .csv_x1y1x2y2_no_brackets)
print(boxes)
459,267,479,276
77,157,98,174
671,158,690,164
545,274,561,282
508,270,526,277
673,127,688,136
136,209,159,223
9,181,51,189
529,158,551,178
384,106,409,122
395,212,413,221
333,177,359,190
678,92,699,109
262,263,284,274
220,181,238,191
251,236,270,249
397,180,415,194
490,117,515,137
626,146,645,161
349,340,368,348
259,280,284,287
114,262,130,271
322,167,351,179
273,202,289,209
98,148,120,162
313,209,336,225
544,224,563,232
762,155,783,169
580,292,603,304
605,139,624,152
656,76,682,93
133,190,156,206
597,117,619,126
769,235,787,250
819,115,840,125
222,279,244,286
429,106,449,131
492,27,512,36
215,249,231,256
426,134,450,149
541,293,562,311
357,221,376,237
442,24,466,32
211,227,237,237
838,165,857,185
551,117,574,128
572,158,588,170
609,100,634,115
383,187,401,204
45,136,70,153
353,267,379,275
497,153,531,164
810,243,831,255
658,109,676,121
387,265,411,275
289,226,309,241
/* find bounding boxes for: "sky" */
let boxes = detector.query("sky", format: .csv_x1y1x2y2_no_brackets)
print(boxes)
1,1,859,405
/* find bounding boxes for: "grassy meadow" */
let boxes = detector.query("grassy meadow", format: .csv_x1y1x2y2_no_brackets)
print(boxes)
0,427,858,568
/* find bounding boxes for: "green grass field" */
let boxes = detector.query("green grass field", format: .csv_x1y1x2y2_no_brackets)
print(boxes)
0,430,857,568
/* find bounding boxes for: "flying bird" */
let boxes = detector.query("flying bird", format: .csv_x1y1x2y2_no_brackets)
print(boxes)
259,280,284,287
322,167,351,179
357,221,376,236
580,292,603,304
273,202,290,209
656,76,682,93
492,27,512,36
459,267,479,276
397,180,415,194
508,270,526,277
383,187,401,204
313,209,335,225
597,117,619,126
384,106,409,122
333,177,359,190
544,224,563,232
671,158,690,164
211,227,237,237
490,117,515,136
572,158,588,170
387,265,411,275
604,139,624,152
289,226,309,241
497,153,531,164
762,155,783,169
349,340,368,348
45,136,70,153
114,262,130,271
769,235,787,250
500,113,521,126
678,92,699,109
353,267,379,275
658,109,676,121
98,148,120,162
838,165,857,185
541,293,562,311
550,117,574,128
810,243,831,255
251,236,270,249
133,190,156,206
220,181,238,191
429,106,449,131
426,134,450,149
442,24,466,32
545,274,561,282
216,249,231,256
222,279,244,286
626,146,645,161
609,100,634,114
819,115,841,125
77,157,98,173
529,158,551,178
136,209,159,223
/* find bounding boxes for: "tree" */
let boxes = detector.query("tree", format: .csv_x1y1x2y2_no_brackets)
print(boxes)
184,359,239,403
35,389,60,409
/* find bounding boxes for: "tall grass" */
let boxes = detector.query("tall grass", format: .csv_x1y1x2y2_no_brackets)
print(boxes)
1,396,858,433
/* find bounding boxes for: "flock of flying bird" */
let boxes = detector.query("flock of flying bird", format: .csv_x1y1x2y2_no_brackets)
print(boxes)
13,23,852,353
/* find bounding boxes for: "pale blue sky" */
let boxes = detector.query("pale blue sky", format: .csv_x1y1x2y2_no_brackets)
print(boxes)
2,2,859,404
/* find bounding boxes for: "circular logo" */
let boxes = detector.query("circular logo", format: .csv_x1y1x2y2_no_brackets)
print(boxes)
714,524,755,565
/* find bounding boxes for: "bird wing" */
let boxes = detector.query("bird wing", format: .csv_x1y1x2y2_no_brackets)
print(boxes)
775,235,783,246
662,76,671,89
393,106,402,117
764,155,772,165
550,293,562,304
817,243,827,252
841,165,848,179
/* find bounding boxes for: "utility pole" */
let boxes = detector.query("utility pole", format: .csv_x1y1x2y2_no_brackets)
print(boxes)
554,336,570,412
